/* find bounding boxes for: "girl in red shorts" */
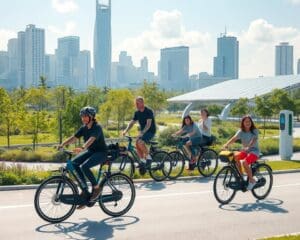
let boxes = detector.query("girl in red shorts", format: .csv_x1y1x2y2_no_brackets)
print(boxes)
223,115,259,190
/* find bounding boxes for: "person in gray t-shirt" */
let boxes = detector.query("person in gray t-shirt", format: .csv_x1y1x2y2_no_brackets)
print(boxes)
223,115,260,190
172,115,202,170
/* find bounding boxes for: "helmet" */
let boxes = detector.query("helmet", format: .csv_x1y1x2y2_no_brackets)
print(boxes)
79,106,96,118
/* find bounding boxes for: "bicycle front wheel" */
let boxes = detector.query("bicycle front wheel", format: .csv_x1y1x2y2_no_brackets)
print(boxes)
99,173,135,217
149,151,172,181
197,149,218,177
251,163,273,200
213,166,237,204
168,151,185,180
118,155,135,178
34,176,78,223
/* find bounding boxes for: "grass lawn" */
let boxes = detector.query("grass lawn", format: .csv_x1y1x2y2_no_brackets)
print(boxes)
266,160,300,171
0,133,57,146
259,234,300,240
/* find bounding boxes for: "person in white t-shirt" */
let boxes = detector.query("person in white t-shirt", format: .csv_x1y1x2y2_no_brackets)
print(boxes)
198,109,212,146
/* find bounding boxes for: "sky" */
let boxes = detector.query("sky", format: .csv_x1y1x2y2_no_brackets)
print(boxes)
1,0,300,78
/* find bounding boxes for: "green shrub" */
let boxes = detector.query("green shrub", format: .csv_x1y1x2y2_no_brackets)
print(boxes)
158,126,180,147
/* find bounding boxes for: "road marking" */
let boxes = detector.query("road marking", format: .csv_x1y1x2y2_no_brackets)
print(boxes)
1,182,300,210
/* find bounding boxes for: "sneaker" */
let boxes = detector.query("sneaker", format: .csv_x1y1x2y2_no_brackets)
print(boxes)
77,191,88,210
247,181,257,191
90,186,101,201
186,162,196,171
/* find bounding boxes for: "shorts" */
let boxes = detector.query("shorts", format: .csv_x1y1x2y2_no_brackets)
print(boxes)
139,132,155,143
234,151,259,165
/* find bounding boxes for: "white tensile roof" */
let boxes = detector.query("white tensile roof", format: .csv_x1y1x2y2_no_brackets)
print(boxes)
168,75,300,103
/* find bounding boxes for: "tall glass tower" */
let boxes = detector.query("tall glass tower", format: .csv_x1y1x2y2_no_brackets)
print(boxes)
94,0,111,88
275,42,293,76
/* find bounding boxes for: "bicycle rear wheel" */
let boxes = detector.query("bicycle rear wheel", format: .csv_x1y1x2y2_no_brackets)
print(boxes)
149,151,172,181
34,176,78,223
118,155,135,178
168,151,185,180
213,166,237,204
251,163,273,200
99,173,135,217
197,149,218,177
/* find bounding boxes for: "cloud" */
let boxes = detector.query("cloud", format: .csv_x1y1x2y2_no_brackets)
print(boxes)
0,29,17,51
115,10,211,73
48,21,78,37
288,0,300,5
52,0,79,14
243,19,299,43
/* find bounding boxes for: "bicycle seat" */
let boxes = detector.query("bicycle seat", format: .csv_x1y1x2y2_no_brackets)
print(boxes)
148,140,158,145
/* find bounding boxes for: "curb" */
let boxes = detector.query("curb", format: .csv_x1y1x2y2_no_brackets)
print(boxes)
1,169,300,191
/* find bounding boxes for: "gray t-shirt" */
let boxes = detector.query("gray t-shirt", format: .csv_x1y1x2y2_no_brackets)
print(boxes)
235,128,259,156
183,123,202,138
198,118,212,137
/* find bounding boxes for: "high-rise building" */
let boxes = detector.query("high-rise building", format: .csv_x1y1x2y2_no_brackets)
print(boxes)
159,46,189,90
7,38,18,88
0,51,9,76
213,34,239,79
140,57,148,73
55,36,80,87
25,24,45,87
17,31,26,87
297,59,300,75
78,50,91,89
94,0,111,88
45,54,56,87
275,42,294,76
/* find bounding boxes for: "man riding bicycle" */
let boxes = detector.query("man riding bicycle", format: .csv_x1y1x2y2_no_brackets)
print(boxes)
58,106,107,209
122,96,156,173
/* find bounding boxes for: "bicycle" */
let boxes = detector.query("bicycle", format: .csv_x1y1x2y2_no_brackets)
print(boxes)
116,136,171,181
168,136,218,179
213,149,273,205
34,148,136,223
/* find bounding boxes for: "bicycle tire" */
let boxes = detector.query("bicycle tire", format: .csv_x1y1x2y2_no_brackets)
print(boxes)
213,166,237,204
34,175,78,223
118,154,135,178
98,173,135,217
149,151,172,181
197,149,218,177
168,151,185,180
251,163,273,200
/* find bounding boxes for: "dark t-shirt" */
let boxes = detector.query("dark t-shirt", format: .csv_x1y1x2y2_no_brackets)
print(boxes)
74,122,107,152
133,106,156,134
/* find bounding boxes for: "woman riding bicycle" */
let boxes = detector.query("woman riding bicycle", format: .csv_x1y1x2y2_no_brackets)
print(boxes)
198,108,212,146
58,106,107,209
223,115,260,190
172,115,202,170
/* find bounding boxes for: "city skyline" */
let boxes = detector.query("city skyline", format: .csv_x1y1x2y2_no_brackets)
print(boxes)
1,0,300,78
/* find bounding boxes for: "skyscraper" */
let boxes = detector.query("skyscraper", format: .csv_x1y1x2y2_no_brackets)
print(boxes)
275,42,294,76
213,34,239,79
45,54,56,87
94,0,111,88
78,50,91,89
56,36,80,87
0,51,8,76
7,38,18,88
25,24,45,87
159,46,189,91
17,31,26,87
297,59,300,75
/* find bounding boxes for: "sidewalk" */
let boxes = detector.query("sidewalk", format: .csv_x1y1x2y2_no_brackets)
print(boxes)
261,151,300,161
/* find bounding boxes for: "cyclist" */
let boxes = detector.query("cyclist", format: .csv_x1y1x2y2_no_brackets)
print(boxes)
122,96,156,172
198,108,212,146
58,106,107,209
223,115,260,190
172,115,202,170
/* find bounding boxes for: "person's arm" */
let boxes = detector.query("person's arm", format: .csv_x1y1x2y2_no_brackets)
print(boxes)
59,135,77,148
202,118,211,131
223,131,239,149
81,137,96,150
244,131,258,150
140,119,152,135
123,120,136,135
173,128,184,136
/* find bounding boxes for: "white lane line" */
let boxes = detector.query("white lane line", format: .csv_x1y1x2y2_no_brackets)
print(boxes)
1,182,300,210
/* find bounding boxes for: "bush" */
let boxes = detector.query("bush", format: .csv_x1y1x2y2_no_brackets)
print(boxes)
158,126,180,146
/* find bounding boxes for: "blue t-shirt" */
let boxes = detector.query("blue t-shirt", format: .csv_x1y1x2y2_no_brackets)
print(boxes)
182,123,202,138
133,106,156,134
75,122,107,152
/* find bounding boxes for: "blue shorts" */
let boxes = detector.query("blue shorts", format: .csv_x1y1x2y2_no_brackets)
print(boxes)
139,132,155,143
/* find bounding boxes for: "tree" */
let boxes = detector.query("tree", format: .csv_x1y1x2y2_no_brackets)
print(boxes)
254,96,273,137
138,80,167,114
269,89,295,114
230,98,250,117
207,104,223,117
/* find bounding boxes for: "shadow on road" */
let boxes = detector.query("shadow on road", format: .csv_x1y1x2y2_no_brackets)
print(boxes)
219,198,288,213
136,181,166,191
35,215,139,240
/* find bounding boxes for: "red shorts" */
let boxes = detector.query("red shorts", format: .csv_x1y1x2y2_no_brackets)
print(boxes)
234,151,258,165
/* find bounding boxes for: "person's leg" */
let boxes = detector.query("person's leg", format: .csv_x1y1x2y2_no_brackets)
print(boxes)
72,150,93,189
81,151,107,200
234,151,247,175
140,132,155,168
135,140,144,159
243,153,259,190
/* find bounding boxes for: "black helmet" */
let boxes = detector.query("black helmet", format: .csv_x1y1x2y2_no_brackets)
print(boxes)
79,106,96,118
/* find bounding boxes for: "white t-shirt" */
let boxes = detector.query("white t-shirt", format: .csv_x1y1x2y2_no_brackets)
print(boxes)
199,117,212,137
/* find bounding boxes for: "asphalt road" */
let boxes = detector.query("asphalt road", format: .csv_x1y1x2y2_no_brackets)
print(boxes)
0,172,300,240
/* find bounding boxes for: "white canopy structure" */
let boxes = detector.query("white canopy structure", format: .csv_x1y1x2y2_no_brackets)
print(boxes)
167,75,300,119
